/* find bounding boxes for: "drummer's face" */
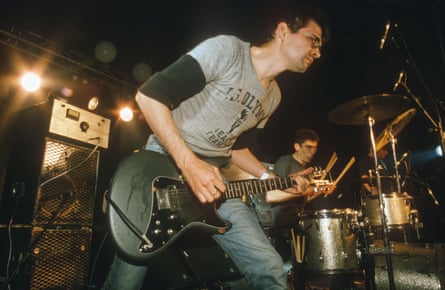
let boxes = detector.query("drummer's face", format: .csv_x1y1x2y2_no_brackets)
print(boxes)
377,148,388,159
295,140,318,164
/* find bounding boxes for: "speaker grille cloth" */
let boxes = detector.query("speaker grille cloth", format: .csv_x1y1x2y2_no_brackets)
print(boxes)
30,228,92,290
33,138,99,226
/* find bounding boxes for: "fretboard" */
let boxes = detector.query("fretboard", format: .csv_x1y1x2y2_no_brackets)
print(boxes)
224,176,294,199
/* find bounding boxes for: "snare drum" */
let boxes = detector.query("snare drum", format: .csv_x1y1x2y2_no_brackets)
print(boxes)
363,192,414,228
297,208,360,273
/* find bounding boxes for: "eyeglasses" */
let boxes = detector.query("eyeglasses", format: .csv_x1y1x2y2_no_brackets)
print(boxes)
302,144,318,150
301,32,322,49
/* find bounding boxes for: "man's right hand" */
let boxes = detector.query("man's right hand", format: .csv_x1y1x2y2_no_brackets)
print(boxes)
136,93,226,204
180,156,226,204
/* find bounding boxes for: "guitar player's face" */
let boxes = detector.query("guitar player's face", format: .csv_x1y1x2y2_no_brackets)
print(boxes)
295,140,318,165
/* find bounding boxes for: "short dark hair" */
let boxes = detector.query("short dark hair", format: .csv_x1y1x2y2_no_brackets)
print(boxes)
294,128,320,145
266,1,331,44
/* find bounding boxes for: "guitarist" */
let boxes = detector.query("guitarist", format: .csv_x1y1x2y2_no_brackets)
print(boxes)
102,4,330,290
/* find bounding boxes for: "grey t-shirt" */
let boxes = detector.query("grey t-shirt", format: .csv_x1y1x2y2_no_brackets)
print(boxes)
172,35,281,157
271,154,307,228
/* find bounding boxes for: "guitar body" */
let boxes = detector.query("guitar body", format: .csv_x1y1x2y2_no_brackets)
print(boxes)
107,150,230,264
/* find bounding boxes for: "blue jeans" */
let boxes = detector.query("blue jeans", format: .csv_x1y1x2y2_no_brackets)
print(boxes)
213,199,288,289
102,135,287,289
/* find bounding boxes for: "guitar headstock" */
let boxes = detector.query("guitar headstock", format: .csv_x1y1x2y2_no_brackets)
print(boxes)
310,166,326,180
310,166,335,196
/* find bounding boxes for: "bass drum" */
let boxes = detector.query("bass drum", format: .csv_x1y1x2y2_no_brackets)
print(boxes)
297,208,360,274
371,241,445,290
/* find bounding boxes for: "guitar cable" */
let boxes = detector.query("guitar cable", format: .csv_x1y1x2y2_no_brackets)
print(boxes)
105,193,152,246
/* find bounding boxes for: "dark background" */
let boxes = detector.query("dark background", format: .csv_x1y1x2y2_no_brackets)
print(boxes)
1,0,444,288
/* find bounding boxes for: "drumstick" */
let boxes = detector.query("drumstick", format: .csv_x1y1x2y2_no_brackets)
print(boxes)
291,228,302,263
325,152,338,172
322,152,337,179
334,156,356,185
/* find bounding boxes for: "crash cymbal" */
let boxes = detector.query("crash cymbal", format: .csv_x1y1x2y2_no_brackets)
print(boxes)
328,93,409,125
375,108,416,151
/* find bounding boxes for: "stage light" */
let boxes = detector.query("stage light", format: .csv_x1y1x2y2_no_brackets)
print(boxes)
119,107,134,122
408,145,443,168
21,72,41,92
435,144,443,157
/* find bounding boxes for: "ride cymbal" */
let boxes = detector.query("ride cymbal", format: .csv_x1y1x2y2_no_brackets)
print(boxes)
328,94,409,125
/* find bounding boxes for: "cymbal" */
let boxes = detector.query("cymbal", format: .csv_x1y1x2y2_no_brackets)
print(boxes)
328,94,409,125
359,175,396,183
375,108,416,151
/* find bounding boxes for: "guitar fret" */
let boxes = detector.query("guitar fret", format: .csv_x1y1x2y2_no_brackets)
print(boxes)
225,185,231,199
229,184,235,198
246,180,253,195
223,176,295,200
235,182,241,197
253,180,259,193
241,181,247,196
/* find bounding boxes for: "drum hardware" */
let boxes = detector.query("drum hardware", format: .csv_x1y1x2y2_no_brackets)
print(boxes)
368,242,395,255
329,93,410,290
409,209,423,240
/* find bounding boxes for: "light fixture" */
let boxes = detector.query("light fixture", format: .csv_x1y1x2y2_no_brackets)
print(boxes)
21,72,41,92
119,107,134,122
88,96,99,111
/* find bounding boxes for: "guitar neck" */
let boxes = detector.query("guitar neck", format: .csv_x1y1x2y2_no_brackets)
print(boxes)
224,176,294,199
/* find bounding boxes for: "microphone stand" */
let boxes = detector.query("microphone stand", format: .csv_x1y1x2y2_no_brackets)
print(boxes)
398,81,445,152
393,23,445,156
388,133,402,194
366,114,396,290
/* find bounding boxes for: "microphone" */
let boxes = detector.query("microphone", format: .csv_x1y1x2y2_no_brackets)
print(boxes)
379,21,391,50
396,151,409,166
393,70,405,91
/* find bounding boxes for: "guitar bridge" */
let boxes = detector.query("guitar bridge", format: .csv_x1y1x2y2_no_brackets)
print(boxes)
156,185,179,211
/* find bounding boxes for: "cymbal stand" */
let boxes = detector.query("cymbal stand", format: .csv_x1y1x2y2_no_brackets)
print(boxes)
388,133,402,194
366,114,396,290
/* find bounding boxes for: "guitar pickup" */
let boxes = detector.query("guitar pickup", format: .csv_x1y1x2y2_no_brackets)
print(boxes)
156,185,179,211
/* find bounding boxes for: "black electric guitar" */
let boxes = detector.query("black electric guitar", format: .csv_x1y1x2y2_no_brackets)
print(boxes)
106,150,332,264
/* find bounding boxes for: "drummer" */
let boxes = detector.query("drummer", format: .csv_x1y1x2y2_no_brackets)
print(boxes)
269,129,335,263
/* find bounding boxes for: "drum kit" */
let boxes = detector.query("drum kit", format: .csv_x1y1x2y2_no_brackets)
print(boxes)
222,93,444,289
286,93,445,289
